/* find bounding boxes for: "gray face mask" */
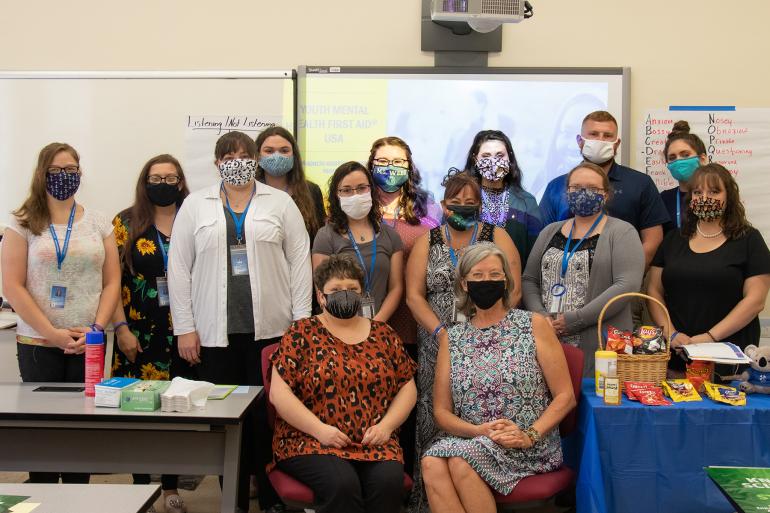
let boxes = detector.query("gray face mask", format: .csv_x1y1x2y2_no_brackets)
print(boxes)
323,290,362,319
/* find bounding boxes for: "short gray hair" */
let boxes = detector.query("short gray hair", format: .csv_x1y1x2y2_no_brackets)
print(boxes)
453,243,514,316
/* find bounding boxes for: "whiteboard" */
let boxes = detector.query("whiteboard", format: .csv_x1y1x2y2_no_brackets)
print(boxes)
0,71,295,223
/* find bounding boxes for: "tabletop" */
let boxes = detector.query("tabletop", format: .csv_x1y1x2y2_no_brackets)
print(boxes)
0,483,159,513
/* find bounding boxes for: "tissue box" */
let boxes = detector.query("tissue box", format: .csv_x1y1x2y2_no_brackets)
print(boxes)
94,377,139,407
120,380,171,412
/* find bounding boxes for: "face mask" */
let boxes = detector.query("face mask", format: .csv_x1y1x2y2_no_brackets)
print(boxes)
475,156,510,181
581,138,617,165
323,289,362,319
146,183,180,207
446,204,479,231
218,158,256,186
666,156,700,182
259,153,294,177
339,192,373,220
567,189,605,217
466,280,506,310
690,196,725,221
372,165,409,193
46,172,81,201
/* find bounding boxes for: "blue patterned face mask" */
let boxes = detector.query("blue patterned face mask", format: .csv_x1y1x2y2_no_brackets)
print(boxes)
46,172,81,200
259,153,294,177
372,165,409,193
567,188,605,217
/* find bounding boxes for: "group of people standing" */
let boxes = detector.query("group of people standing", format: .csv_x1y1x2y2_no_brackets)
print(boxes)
2,109,769,513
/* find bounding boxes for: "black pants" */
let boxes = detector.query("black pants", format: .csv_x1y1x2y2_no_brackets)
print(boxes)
277,455,404,513
16,343,91,484
197,334,280,511
400,343,418,477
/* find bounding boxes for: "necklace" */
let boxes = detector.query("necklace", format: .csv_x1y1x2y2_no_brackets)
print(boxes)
697,222,723,239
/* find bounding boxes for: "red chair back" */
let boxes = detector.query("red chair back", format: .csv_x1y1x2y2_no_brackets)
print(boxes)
261,342,280,428
558,343,584,436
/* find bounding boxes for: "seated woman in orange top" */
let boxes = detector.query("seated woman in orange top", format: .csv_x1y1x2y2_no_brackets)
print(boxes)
269,253,417,513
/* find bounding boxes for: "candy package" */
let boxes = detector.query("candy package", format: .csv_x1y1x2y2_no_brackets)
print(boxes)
625,381,671,406
606,325,633,355
662,379,702,402
703,381,746,406
633,325,666,354
685,360,715,393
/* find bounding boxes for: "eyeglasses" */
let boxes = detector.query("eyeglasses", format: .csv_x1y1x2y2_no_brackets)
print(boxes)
148,175,181,185
468,271,506,281
337,184,371,197
47,166,80,175
372,158,409,168
567,186,605,194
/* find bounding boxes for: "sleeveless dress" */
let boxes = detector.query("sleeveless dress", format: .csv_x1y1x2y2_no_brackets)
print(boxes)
425,309,562,494
408,222,494,513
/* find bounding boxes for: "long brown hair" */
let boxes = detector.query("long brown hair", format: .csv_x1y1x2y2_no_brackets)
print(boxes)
255,126,322,236
119,154,189,274
327,161,382,234
13,143,80,235
681,163,751,240
366,136,430,225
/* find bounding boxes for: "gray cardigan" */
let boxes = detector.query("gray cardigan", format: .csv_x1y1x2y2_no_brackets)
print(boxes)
522,216,645,375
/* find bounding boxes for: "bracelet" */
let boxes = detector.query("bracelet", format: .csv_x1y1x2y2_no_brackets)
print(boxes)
670,331,679,343
432,323,446,338
90,323,104,332
113,321,129,332
706,330,717,342
523,426,541,446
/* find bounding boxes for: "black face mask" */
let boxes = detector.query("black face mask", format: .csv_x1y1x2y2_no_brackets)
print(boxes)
323,290,362,319
466,280,506,310
446,204,479,231
146,183,180,207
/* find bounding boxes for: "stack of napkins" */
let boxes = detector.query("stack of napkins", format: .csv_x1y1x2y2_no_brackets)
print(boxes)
160,377,216,412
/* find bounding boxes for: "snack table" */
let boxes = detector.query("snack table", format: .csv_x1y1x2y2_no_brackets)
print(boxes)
0,382,261,513
0,483,160,513
570,378,770,513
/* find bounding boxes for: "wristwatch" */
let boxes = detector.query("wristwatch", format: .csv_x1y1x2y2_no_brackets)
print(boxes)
523,426,541,446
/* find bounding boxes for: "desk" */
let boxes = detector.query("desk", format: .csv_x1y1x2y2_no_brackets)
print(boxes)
573,378,770,513
0,483,160,513
0,382,261,513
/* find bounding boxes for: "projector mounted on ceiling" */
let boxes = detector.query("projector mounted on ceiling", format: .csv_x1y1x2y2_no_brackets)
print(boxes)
431,0,532,33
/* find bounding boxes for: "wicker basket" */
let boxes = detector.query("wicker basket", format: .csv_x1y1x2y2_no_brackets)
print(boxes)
597,292,671,384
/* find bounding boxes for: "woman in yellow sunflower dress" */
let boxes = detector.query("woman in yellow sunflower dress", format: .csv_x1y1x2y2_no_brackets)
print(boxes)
110,154,192,513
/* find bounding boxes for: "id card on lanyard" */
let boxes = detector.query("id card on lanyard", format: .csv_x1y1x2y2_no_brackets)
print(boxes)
550,213,604,315
155,229,170,307
347,227,377,319
445,223,478,323
49,203,76,309
222,183,256,276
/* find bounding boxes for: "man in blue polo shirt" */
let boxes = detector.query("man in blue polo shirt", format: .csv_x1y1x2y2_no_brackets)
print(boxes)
540,110,668,266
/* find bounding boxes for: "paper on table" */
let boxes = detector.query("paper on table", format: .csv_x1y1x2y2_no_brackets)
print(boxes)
682,343,751,364
10,503,40,513
208,385,238,400
0,311,18,329
231,386,250,394
0,495,29,511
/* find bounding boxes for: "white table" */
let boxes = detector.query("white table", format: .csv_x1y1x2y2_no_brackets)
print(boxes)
0,483,160,513
0,382,261,513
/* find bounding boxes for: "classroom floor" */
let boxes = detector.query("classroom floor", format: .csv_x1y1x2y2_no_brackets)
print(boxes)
0,472,571,513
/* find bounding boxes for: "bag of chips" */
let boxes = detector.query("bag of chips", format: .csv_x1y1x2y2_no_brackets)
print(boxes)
703,381,746,406
633,325,665,354
606,325,633,354
625,381,671,406
662,379,702,402
686,360,715,393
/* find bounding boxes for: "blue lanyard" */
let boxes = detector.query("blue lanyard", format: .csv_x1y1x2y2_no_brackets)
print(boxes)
347,227,377,294
155,229,169,273
49,202,76,271
221,182,256,244
675,191,681,229
560,212,604,279
444,222,479,268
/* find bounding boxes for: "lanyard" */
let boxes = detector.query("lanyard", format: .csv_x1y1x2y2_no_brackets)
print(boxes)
675,191,681,229
49,202,76,271
221,182,256,244
560,212,604,279
444,222,479,268
155,229,169,273
347,227,377,294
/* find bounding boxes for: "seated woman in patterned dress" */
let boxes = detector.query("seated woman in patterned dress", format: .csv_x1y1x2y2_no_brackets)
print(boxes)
269,254,417,513
421,244,576,513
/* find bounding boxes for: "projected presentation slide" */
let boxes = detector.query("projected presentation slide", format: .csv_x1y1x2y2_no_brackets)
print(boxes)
299,70,624,202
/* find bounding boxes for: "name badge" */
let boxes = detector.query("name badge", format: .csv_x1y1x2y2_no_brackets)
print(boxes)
156,276,170,307
452,301,467,323
550,283,566,315
50,284,67,309
360,294,375,319
230,245,249,276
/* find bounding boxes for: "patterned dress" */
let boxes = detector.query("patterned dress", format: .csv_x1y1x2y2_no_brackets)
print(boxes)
425,309,562,494
111,214,188,380
539,231,599,347
408,222,494,513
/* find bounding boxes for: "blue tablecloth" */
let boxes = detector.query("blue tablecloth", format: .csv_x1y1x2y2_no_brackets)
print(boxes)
570,378,770,513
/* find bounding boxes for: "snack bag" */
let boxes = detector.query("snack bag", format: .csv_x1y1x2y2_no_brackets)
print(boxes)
625,381,671,406
686,360,715,393
662,379,702,402
703,381,746,406
606,325,633,355
633,325,665,354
